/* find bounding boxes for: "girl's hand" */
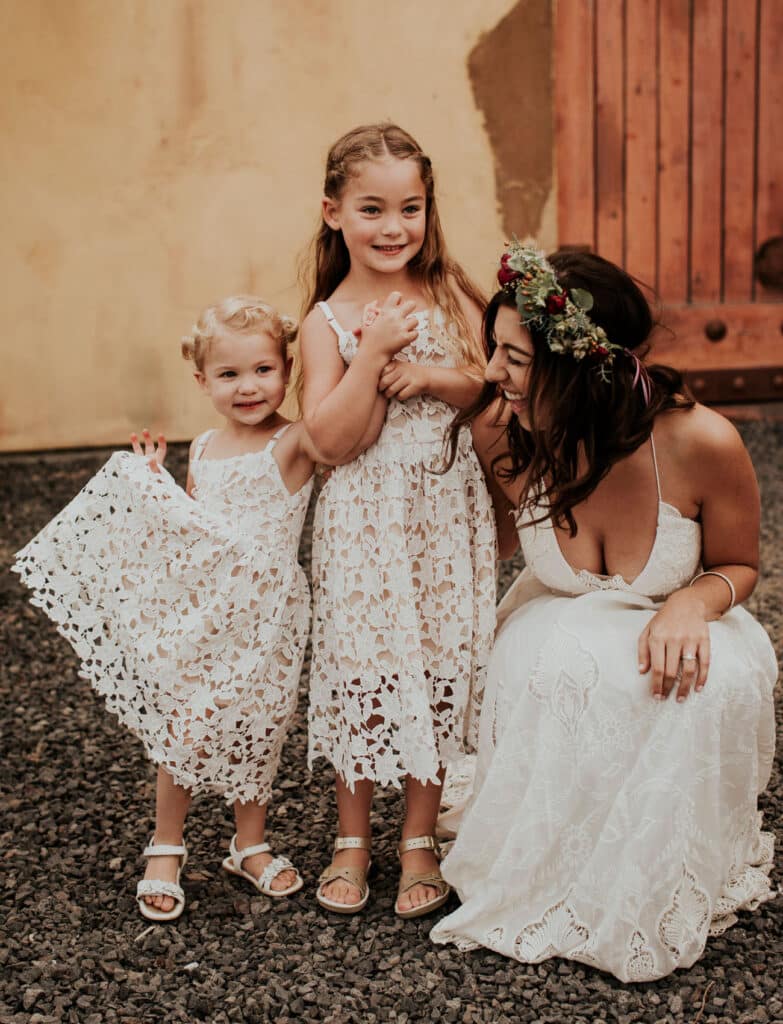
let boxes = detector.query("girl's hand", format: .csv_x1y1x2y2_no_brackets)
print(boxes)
130,429,167,473
379,359,430,401
637,589,710,702
360,292,418,358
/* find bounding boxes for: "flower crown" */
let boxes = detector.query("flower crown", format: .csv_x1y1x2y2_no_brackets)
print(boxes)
497,241,622,367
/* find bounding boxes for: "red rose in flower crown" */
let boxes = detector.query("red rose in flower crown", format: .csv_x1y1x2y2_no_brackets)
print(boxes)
545,292,567,314
497,253,521,286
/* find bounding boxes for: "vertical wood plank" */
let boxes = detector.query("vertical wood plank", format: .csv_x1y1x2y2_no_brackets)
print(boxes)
657,0,690,302
690,0,725,301
595,0,624,265
624,0,658,288
755,0,783,301
555,0,595,248
723,0,758,301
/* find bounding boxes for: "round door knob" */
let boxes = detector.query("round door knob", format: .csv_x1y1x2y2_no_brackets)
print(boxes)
705,319,727,341
732,376,745,391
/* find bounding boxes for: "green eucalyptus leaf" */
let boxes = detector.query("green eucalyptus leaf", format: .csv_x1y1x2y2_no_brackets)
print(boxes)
570,287,594,311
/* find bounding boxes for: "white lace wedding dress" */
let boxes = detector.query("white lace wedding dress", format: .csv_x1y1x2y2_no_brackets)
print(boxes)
308,302,497,788
13,428,312,805
431,438,777,981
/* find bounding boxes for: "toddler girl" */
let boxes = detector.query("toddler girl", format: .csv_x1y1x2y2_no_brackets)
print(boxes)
300,123,497,918
14,297,318,920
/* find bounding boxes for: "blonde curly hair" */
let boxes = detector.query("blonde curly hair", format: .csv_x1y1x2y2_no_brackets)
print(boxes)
181,296,298,372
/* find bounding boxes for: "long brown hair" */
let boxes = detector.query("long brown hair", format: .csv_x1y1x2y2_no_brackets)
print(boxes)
300,122,486,367
447,250,694,534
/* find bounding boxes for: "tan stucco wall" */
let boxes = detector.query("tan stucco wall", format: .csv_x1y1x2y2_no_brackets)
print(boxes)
1,0,554,451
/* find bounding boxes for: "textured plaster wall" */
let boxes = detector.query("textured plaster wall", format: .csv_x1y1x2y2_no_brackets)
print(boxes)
1,0,553,450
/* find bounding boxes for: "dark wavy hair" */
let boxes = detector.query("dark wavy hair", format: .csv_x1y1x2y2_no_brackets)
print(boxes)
446,249,694,535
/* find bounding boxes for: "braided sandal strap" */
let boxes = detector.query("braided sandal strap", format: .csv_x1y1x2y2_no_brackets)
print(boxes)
397,870,449,899
136,879,185,903
257,856,297,891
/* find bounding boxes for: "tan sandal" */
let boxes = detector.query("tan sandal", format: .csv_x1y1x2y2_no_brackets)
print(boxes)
395,835,451,919
316,836,372,914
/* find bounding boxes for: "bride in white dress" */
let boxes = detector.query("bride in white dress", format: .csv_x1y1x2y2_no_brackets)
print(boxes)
430,244,777,981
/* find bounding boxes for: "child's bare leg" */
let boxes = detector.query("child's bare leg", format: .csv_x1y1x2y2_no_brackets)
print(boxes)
142,766,192,913
397,768,446,913
319,775,374,906
233,798,298,892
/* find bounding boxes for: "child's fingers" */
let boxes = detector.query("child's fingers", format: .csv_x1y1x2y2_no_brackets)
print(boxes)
142,429,154,457
157,435,167,464
130,433,142,456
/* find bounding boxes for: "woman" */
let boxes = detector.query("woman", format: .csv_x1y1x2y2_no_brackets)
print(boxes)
430,244,777,981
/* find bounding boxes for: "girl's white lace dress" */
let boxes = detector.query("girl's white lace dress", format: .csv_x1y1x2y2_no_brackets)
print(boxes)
431,437,777,982
307,302,497,789
13,428,312,805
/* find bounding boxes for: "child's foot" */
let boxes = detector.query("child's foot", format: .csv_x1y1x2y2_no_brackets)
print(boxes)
395,835,450,918
141,852,182,914
238,846,298,893
222,835,304,897
396,847,441,912
136,836,188,921
318,847,371,906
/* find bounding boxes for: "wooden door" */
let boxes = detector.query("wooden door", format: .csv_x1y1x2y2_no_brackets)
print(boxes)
555,0,783,403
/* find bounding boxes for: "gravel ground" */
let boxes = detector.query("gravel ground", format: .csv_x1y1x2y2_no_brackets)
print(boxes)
1,421,781,1024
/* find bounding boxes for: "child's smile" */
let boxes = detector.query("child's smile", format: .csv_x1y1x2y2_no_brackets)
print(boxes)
322,155,427,276
196,329,289,428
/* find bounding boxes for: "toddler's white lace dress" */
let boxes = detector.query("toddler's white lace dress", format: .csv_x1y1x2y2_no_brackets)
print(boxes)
307,302,497,789
431,437,777,981
13,428,312,805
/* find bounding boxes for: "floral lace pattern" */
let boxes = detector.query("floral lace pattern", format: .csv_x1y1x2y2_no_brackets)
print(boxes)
308,304,497,788
13,435,312,805
432,440,778,981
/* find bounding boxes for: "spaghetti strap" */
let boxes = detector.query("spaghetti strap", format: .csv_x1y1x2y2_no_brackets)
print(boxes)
649,433,662,502
317,300,348,339
193,429,217,462
271,424,292,442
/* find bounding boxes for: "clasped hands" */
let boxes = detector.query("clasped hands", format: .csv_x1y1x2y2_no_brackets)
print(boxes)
357,292,430,401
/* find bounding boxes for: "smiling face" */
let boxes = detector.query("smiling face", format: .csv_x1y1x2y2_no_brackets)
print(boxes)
484,304,536,429
322,156,427,276
195,328,290,427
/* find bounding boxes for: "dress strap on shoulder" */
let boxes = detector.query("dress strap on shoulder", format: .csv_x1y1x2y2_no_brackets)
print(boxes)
271,423,292,442
317,300,348,339
649,432,662,501
193,429,216,462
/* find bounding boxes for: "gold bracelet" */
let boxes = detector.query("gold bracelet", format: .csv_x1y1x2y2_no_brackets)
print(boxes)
689,570,736,612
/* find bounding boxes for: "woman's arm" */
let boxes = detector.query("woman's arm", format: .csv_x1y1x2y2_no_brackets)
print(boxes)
637,408,761,700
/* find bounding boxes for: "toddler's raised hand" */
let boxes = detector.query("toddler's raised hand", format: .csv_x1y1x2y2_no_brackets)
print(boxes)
360,292,418,359
130,429,167,474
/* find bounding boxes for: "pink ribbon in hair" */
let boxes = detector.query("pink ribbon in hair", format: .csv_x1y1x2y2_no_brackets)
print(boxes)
625,349,652,407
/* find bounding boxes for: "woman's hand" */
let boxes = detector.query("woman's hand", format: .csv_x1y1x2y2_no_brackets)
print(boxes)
130,429,167,473
379,359,430,401
637,588,710,702
360,292,418,359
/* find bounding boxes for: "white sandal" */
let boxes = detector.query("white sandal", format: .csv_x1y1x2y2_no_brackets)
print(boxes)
136,837,188,922
222,834,303,898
